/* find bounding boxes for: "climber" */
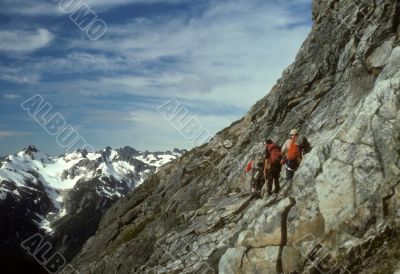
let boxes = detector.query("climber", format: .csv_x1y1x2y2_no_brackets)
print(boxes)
264,139,282,196
281,129,310,181
244,148,267,197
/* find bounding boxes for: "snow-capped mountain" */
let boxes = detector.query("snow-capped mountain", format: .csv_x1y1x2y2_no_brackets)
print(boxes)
0,145,185,210
0,145,185,263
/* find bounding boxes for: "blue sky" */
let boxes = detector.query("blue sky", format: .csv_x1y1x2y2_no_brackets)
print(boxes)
0,0,312,156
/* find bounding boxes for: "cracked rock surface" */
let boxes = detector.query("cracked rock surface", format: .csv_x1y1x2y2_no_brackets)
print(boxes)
71,0,400,273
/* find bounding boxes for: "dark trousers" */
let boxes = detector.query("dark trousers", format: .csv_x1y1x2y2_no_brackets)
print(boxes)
267,164,281,195
251,176,265,192
250,168,265,193
286,168,295,181
286,160,299,181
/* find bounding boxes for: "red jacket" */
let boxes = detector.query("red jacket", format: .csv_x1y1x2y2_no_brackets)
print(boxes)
245,160,254,173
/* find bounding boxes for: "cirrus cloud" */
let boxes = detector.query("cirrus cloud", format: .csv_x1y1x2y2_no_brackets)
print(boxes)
2,93,22,100
0,131,33,138
0,28,54,54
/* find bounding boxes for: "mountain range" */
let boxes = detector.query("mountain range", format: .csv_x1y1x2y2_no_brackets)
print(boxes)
0,145,185,270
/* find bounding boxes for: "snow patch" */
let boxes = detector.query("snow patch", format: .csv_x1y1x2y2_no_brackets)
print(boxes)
34,213,53,233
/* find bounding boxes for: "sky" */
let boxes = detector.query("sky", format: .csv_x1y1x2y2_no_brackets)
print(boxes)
0,0,312,156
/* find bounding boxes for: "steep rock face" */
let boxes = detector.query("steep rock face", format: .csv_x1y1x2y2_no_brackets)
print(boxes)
72,0,400,273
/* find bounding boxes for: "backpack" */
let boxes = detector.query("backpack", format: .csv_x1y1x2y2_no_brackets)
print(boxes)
266,143,282,165
252,152,265,181
287,136,301,161
299,136,312,154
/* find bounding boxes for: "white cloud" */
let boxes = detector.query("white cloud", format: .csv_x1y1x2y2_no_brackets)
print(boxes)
2,93,22,100
0,131,32,138
0,28,54,54
68,0,311,109
86,0,190,9
0,1,60,16
0,0,191,16
0,52,133,85
1,0,311,105
0,69,41,84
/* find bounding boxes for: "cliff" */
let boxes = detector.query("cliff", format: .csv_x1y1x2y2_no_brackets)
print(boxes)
71,0,400,273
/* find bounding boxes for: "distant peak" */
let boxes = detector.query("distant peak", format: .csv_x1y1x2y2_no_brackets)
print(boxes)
173,148,187,154
24,145,38,154
119,146,138,153
76,149,88,158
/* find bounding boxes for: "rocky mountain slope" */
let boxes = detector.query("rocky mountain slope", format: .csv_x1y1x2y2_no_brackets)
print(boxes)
70,0,400,273
0,145,185,270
